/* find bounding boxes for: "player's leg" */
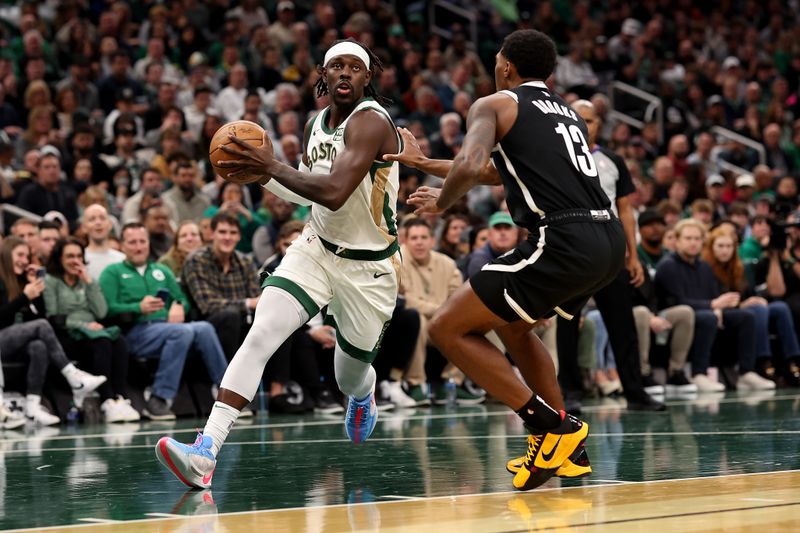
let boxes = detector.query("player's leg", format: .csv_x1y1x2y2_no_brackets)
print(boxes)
495,320,592,479
495,321,564,410
330,254,398,444
428,283,555,414
155,286,312,488
429,281,588,491
156,229,333,488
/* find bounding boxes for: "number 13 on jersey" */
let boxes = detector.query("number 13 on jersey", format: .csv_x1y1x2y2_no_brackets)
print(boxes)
555,123,598,178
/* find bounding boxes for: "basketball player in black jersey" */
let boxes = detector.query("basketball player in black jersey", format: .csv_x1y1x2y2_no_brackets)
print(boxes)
387,29,626,491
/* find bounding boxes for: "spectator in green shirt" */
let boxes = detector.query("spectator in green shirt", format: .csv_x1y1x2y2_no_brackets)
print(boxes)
739,215,770,264
44,237,140,423
201,181,264,254
99,222,228,420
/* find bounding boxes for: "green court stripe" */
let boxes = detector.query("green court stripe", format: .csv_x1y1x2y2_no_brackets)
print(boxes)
262,276,320,317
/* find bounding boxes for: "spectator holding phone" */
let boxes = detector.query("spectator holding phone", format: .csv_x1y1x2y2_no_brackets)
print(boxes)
44,238,140,423
99,223,228,420
0,237,106,425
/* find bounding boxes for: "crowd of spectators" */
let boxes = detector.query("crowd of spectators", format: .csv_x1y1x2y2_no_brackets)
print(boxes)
0,0,800,426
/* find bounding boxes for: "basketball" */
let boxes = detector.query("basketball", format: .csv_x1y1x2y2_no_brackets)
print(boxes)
209,120,270,184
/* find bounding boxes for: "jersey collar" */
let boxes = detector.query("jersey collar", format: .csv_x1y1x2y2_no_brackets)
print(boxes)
519,81,548,90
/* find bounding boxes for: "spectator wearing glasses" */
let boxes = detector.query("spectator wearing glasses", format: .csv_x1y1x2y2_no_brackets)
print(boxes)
44,238,139,422
0,237,106,425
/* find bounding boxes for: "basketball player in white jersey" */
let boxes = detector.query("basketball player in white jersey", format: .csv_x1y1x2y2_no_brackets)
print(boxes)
155,39,402,489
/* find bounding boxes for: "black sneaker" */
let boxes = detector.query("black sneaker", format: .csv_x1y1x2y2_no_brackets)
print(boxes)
642,374,665,395
758,359,778,381
143,396,176,420
665,371,698,393
314,389,344,414
626,393,666,412
784,360,800,388
268,393,306,414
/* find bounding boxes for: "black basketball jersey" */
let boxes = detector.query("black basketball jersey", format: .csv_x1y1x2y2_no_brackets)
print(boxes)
491,81,612,230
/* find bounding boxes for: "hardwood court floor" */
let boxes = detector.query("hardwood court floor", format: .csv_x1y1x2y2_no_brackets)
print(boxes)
2,390,800,532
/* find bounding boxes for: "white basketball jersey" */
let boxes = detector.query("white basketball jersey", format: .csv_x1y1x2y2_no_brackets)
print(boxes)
305,98,400,251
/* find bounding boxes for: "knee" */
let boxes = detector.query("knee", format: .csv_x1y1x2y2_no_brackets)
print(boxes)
195,321,216,337
27,340,48,360
695,311,717,331
427,312,448,349
31,318,55,336
632,306,651,325
674,305,694,326
771,301,792,317
169,325,195,342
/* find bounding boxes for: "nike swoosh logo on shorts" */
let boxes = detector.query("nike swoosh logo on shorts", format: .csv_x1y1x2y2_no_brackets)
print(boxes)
540,435,562,462
373,272,391,279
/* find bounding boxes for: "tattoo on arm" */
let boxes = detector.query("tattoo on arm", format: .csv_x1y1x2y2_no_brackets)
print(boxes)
438,100,498,209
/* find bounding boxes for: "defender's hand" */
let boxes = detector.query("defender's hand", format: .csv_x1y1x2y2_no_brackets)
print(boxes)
383,127,425,168
407,186,444,216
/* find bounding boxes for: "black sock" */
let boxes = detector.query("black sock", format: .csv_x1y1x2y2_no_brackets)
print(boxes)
516,394,563,431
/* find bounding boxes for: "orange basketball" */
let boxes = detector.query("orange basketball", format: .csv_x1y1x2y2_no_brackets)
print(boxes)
209,120,270,184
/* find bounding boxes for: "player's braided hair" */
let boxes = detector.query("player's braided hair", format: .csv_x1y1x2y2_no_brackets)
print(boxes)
313,38,391,105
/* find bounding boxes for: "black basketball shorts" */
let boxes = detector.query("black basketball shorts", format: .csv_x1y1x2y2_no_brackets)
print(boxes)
470,219,626,323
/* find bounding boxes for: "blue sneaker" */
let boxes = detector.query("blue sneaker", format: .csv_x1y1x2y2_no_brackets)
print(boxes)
155,433,217,489
344,388,378,444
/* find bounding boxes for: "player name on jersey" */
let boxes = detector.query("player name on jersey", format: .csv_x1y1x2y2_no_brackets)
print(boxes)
531,99,579,122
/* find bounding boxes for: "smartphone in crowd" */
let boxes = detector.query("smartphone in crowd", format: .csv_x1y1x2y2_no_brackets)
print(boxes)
156,288,170,305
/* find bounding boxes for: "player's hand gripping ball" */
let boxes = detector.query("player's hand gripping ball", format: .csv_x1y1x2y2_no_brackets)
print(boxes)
209,120,272,184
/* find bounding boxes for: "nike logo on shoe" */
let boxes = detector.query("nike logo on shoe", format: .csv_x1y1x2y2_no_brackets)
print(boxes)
202,470,215,485
540,435,562,462
373,272,390,279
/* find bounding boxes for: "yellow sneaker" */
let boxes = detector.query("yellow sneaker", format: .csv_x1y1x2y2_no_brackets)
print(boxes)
506,446,591,478
511,414,589,491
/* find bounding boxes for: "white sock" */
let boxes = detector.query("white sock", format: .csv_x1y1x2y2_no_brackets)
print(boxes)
25,394,41,416
61,363,82,388
203,401,240,457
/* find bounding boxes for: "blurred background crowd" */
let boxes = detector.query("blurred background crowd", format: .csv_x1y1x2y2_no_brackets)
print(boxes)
0,0,799,427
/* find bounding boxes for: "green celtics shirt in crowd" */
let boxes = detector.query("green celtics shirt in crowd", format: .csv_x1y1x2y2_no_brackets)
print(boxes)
43,274,121,341
99,261,190,324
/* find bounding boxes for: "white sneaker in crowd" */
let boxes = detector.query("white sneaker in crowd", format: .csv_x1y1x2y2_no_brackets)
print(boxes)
0,405,25,430
71,370,107,407
379,380,417,408
692,373,726,392
102,397,141,423
25,396,60,426
101,398,126,423
737,371,777,391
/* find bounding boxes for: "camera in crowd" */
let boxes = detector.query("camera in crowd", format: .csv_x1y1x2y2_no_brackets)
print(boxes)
768,218,800,251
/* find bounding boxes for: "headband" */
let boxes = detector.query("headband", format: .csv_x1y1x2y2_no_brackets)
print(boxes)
324,42,370,69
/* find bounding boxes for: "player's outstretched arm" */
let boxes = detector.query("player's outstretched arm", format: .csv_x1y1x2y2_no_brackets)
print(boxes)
436,98,498,211
385,127,501,185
